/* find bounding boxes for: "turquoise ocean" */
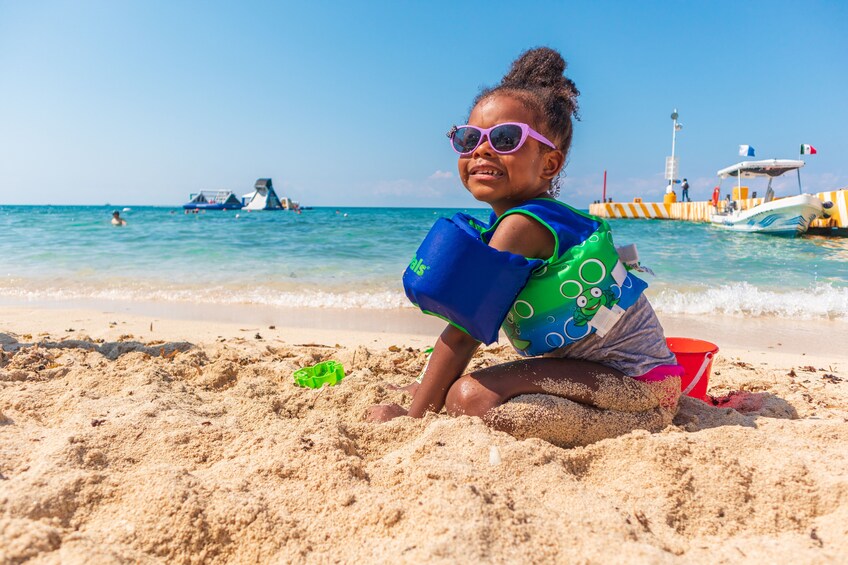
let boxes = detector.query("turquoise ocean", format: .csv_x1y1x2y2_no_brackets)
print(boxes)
1,205,847,321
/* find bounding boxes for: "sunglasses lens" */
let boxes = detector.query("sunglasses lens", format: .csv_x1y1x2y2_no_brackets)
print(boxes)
452,127,482,153
489,124,523,152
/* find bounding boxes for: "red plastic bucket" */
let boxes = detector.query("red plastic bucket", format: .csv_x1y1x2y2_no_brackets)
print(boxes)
666,337,719,401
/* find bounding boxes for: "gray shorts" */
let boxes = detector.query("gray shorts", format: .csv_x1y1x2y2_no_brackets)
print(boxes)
543,294,676,377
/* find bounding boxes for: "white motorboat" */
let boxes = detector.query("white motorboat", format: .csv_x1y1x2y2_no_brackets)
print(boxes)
709,159,824,236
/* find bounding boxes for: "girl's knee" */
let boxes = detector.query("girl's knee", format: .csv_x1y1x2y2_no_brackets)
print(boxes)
445,375,501,418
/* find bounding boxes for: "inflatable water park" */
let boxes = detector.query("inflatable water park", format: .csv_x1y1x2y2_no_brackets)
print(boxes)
183,178,301,211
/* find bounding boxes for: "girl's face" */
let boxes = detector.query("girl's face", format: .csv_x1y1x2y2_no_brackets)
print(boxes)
458,94,564,216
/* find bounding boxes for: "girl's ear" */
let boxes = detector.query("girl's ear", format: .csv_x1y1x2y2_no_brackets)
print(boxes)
541,150,565,181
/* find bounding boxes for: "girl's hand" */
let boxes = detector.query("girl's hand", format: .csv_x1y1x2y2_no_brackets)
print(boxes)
366,403,408,423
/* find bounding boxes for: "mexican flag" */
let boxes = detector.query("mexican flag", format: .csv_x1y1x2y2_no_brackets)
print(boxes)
800,144,817,155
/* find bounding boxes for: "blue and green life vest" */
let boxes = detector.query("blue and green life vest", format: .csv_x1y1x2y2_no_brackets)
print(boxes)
402,198,647,356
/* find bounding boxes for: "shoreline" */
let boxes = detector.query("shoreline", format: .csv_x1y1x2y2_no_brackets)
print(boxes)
2,299,847,362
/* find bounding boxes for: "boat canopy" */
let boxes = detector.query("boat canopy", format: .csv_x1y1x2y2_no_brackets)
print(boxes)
717,159,805,179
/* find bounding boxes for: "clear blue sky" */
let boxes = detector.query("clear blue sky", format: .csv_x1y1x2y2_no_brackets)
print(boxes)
2,0,846,207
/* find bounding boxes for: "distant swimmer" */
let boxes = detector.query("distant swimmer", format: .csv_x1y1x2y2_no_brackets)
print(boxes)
111,210,127,226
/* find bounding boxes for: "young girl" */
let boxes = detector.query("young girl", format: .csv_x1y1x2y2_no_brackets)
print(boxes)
367,47,683,447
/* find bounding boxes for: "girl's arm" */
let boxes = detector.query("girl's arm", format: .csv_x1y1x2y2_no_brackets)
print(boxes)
488,213,554,259
406,324,479,417
367,324,478,422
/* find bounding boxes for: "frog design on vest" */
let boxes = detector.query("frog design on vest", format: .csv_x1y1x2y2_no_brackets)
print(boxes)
493,201,647,357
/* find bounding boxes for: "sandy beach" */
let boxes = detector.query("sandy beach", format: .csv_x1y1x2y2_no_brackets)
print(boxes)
2,304,847,563
4,0,848,562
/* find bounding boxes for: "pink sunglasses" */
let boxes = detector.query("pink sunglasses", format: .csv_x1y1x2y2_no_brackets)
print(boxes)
447,122,557,155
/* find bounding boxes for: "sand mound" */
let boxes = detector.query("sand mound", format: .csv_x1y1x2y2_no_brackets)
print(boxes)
1,333,847,563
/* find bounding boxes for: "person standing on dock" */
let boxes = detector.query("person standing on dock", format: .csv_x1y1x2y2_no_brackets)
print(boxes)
681,178,690,202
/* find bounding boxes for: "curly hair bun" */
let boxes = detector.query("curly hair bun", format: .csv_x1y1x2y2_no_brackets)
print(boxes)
501,47,580,117
503,47,564,87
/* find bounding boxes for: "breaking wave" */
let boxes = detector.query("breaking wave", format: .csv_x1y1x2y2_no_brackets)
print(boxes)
651,282,848,320
2,279,847,320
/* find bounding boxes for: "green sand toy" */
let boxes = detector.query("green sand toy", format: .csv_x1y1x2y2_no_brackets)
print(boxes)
293,360,345,389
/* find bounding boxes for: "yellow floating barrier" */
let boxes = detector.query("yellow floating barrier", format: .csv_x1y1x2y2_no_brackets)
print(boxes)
590,199,673,220
589,188,848,230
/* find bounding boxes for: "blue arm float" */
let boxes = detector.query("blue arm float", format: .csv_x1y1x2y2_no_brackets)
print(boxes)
402,216,543,344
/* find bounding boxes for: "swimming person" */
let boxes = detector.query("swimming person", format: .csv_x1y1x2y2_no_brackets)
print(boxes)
367,48,683,447
111,210,127,226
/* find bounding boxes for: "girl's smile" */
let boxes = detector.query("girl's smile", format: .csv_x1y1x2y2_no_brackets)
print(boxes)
468,164,505,179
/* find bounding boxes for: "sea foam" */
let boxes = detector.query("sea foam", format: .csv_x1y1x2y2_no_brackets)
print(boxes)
651,282,848,320
2,280,847,320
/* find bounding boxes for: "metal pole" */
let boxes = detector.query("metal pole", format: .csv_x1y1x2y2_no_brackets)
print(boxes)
603,170,607,202
670,109,679,191
671,112,677,172
737,169,744,203
666,108,680,194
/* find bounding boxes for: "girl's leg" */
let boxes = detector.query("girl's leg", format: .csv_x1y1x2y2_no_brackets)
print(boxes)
444,358,680,446
444,357,661,419
486,386,678,448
